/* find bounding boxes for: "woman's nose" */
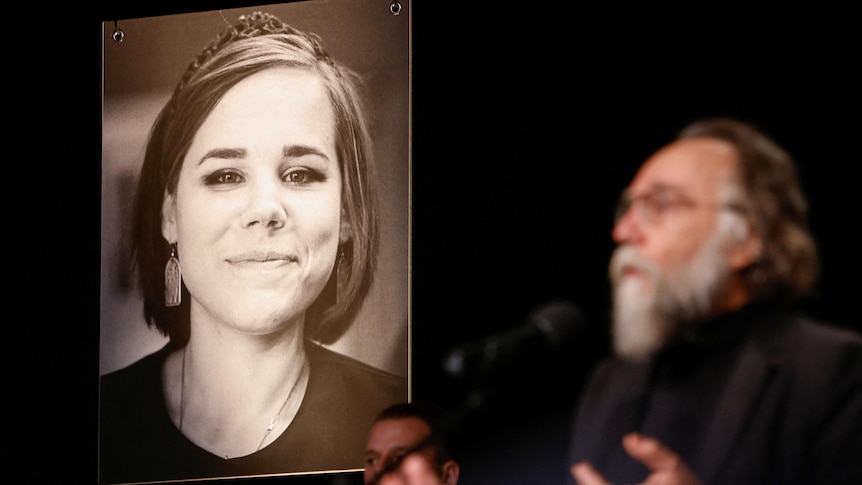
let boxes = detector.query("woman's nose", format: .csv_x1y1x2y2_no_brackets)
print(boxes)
241,178,287,230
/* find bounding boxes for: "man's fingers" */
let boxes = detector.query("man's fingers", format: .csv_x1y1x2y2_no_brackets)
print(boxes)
570,461,612,485
572,435,702,485
622,432,683,472
622,432,704,484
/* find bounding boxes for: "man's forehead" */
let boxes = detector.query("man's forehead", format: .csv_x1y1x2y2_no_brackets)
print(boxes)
368,417,430,442
628,137,739,196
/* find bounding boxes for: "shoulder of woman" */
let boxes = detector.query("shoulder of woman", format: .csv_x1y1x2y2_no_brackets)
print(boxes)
305,341,407,400
100,344,172,393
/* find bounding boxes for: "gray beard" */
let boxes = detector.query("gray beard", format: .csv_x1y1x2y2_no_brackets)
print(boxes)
609,229,732,362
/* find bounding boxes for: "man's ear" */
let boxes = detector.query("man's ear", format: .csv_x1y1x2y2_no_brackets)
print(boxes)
728,218,763,272
161,192,178,243
440,460,460,485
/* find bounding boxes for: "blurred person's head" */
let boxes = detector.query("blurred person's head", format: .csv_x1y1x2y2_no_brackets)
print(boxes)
609,118,817,361
364,402,459,485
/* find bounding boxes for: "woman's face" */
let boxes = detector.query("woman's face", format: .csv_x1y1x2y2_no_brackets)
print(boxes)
162,67,346,336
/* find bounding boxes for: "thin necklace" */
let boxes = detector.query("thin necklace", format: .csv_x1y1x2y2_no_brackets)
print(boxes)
179,346,306,454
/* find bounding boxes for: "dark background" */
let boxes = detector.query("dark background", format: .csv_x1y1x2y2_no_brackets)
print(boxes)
13,1,860,484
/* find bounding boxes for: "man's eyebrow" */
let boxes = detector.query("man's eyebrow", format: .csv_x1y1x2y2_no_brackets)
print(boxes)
638,182,686,197
197,147,246,166
647,182,680,193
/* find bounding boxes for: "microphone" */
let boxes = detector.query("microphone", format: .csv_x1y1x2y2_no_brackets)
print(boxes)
442,300,585,379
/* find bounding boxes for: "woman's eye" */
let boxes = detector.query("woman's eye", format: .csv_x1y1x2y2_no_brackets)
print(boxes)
284,168,324,185
204,170,245,186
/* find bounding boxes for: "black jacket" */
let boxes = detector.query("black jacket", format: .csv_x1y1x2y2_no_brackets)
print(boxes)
567,304,862,484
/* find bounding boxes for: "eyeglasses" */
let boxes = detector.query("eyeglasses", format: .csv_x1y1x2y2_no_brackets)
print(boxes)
614,189,747,226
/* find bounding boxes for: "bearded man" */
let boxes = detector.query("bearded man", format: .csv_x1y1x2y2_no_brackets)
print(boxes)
567,118,862,485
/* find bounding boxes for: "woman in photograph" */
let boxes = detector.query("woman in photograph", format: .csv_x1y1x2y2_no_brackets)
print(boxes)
99,11,407,484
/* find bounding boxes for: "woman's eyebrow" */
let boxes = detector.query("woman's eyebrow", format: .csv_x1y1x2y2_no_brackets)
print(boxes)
196,145,331,165
197,147,246,166
283,144,330,160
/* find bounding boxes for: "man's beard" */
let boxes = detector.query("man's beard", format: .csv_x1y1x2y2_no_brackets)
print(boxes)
609,227,733,362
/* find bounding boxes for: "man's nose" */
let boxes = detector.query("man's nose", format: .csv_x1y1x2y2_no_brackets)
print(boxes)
612,203,643,245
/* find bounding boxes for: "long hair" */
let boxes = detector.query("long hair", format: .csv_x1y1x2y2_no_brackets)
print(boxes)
677,117,818,305
130,12,378,346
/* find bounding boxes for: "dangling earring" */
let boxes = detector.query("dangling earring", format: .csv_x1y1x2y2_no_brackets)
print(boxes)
165,243,182,307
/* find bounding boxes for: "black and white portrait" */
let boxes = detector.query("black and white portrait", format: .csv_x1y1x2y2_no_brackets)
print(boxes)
99,1,410,482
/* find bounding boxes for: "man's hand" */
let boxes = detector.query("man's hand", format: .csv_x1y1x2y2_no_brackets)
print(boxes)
570,432,703,485
376,453,439,485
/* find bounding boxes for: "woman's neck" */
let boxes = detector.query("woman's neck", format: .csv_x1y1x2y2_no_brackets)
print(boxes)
164,317,310,459
188,315,307,391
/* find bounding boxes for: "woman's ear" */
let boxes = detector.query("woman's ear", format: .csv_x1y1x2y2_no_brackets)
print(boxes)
339,206,351,244
161,192,178,243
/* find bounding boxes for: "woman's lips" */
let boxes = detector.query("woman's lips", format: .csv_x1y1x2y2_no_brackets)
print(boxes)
226,251,298,266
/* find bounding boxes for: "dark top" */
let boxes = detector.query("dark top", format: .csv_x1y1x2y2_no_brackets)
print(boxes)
99,341,407,484
567,302,862,485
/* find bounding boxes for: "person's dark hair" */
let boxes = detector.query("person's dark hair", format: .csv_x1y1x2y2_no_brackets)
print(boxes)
374,401,458,465
130,11,378,346
677,117,818,305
